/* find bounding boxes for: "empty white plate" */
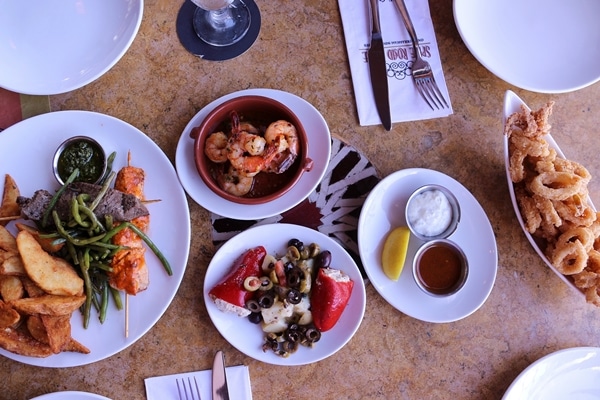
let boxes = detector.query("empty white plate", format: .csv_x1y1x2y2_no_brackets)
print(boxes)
454,0,600,93
0,0,143,95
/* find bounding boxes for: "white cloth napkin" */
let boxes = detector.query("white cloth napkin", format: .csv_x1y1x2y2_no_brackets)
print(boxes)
144,365,252,400
338,0,453,124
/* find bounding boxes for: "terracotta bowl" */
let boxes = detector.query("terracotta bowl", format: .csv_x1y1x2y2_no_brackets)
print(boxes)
190,95,313,204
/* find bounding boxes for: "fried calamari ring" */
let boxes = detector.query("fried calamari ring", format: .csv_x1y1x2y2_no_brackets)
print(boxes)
553,198,596,227
549,240,588,275
553,158,592,184
529,171,585,201
516,189,542,234
584,286,600,307
555,226,595,253
532,193,562,228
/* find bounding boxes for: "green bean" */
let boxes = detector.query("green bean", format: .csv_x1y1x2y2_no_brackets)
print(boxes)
71,197,91,228
80,249,93,329
77,203,102,232
98,151,117,186
99,282,109,323
110,287,123,310
89,171,116,212
42,168,79,227
123,221,173,276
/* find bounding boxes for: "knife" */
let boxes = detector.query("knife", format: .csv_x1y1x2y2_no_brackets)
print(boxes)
212,350,230,400
367,0,392,131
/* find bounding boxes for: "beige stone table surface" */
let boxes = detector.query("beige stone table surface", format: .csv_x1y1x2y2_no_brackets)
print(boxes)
3,0,600,399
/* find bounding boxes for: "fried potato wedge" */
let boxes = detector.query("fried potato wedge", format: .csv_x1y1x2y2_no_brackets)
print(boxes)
0,300,20,328
0,275,24,302
0,254,26,276
0,225,18,253
63,337,91,354
20,277,46,298
41,314,71,354
0,326,53,357
0,174,20,226
15,223,65,254
26,315,48,343
9,294,86,316
17,230,84,296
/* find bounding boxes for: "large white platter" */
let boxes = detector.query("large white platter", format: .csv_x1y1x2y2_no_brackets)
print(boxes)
0,110,190,367
175,88,331,220
503,90,585,295
203,223,366,366
0,0,143,95
503,347,600,399
358,168,498,323
454,0,600,93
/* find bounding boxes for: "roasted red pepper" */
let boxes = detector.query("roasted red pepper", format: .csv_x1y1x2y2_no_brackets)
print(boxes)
310,267,354,332
209,246,266,315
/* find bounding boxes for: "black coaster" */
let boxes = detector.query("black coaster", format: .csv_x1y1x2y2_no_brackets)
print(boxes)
176,0,261,61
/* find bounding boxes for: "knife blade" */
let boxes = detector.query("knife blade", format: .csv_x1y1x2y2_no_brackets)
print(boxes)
212,350,230,400
367,0,392,131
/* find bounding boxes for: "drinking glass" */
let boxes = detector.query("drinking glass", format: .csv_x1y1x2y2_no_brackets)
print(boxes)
190,0,251,47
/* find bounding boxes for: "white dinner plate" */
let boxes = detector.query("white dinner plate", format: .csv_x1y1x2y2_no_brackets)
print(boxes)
358,168,498,323
31,392,110,400
503,347,600,399
0,0,143,95
454,0,600,93
175,88,331,220
0,110,190,367
203,223,366,366
503,90,586,295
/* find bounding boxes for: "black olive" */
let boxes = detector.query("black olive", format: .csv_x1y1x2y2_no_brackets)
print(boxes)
248,312,262,324
315,250,332,269
288,238,304,252
257,291,275,308
285,329,300,343
286,288,302,304
305,327,322,343
286,267,302,288
245,299,261,313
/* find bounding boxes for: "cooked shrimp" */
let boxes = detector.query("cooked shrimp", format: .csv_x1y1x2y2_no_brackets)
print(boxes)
227,131,277,177
217,164,254,196
204,131,229,163
264,120,299,173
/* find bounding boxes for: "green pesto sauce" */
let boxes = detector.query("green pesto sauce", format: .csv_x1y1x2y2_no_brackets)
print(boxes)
57,140,104,183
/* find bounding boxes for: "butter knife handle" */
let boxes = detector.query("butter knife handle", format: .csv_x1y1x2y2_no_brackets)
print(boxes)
369,0,382,34
393,0,419,51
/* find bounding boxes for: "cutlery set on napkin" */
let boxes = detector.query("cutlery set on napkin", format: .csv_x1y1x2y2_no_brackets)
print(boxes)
144,351,252,400
339,0,452,127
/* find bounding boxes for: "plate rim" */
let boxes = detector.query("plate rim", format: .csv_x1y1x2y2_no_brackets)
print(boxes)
203,222,367,366
358,167,498,323
0,109,190,367
175,88,331,220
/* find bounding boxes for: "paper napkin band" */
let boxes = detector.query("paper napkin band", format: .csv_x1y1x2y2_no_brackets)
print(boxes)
338,0,452,124
144,365,252,400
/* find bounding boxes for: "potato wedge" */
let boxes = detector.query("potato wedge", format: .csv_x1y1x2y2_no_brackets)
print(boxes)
0,254,26,276
0,275,24,301
0,300,20,328
41,314,71,354
0,326,53,357
63,337,91,354
17,230,84,296
0,225,18,253
9,294,86,316
15,223,64,254
20,277,46,298
0,174,20,226
26,315,48,343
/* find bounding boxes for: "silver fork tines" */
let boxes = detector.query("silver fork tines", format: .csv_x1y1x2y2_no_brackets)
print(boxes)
393,0,449,110
177,376,201,400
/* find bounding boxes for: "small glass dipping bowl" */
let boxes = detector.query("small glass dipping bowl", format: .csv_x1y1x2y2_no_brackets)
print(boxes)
405,184,461,241
52,136,107,185
413,238,468,297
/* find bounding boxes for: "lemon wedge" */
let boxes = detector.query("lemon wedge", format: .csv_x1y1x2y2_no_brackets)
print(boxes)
381,226,410,281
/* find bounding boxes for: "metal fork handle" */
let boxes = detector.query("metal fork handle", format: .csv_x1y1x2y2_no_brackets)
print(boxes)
393,0,419,54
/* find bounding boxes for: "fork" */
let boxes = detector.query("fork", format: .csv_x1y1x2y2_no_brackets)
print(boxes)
176,376,202,400
393,0,449,110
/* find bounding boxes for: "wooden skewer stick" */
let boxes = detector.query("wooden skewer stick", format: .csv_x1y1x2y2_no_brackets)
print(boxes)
0,215,20,222
125,294,129,338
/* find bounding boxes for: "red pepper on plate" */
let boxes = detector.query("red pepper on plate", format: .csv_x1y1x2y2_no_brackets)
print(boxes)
209,246,266,317
310,267,354,332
